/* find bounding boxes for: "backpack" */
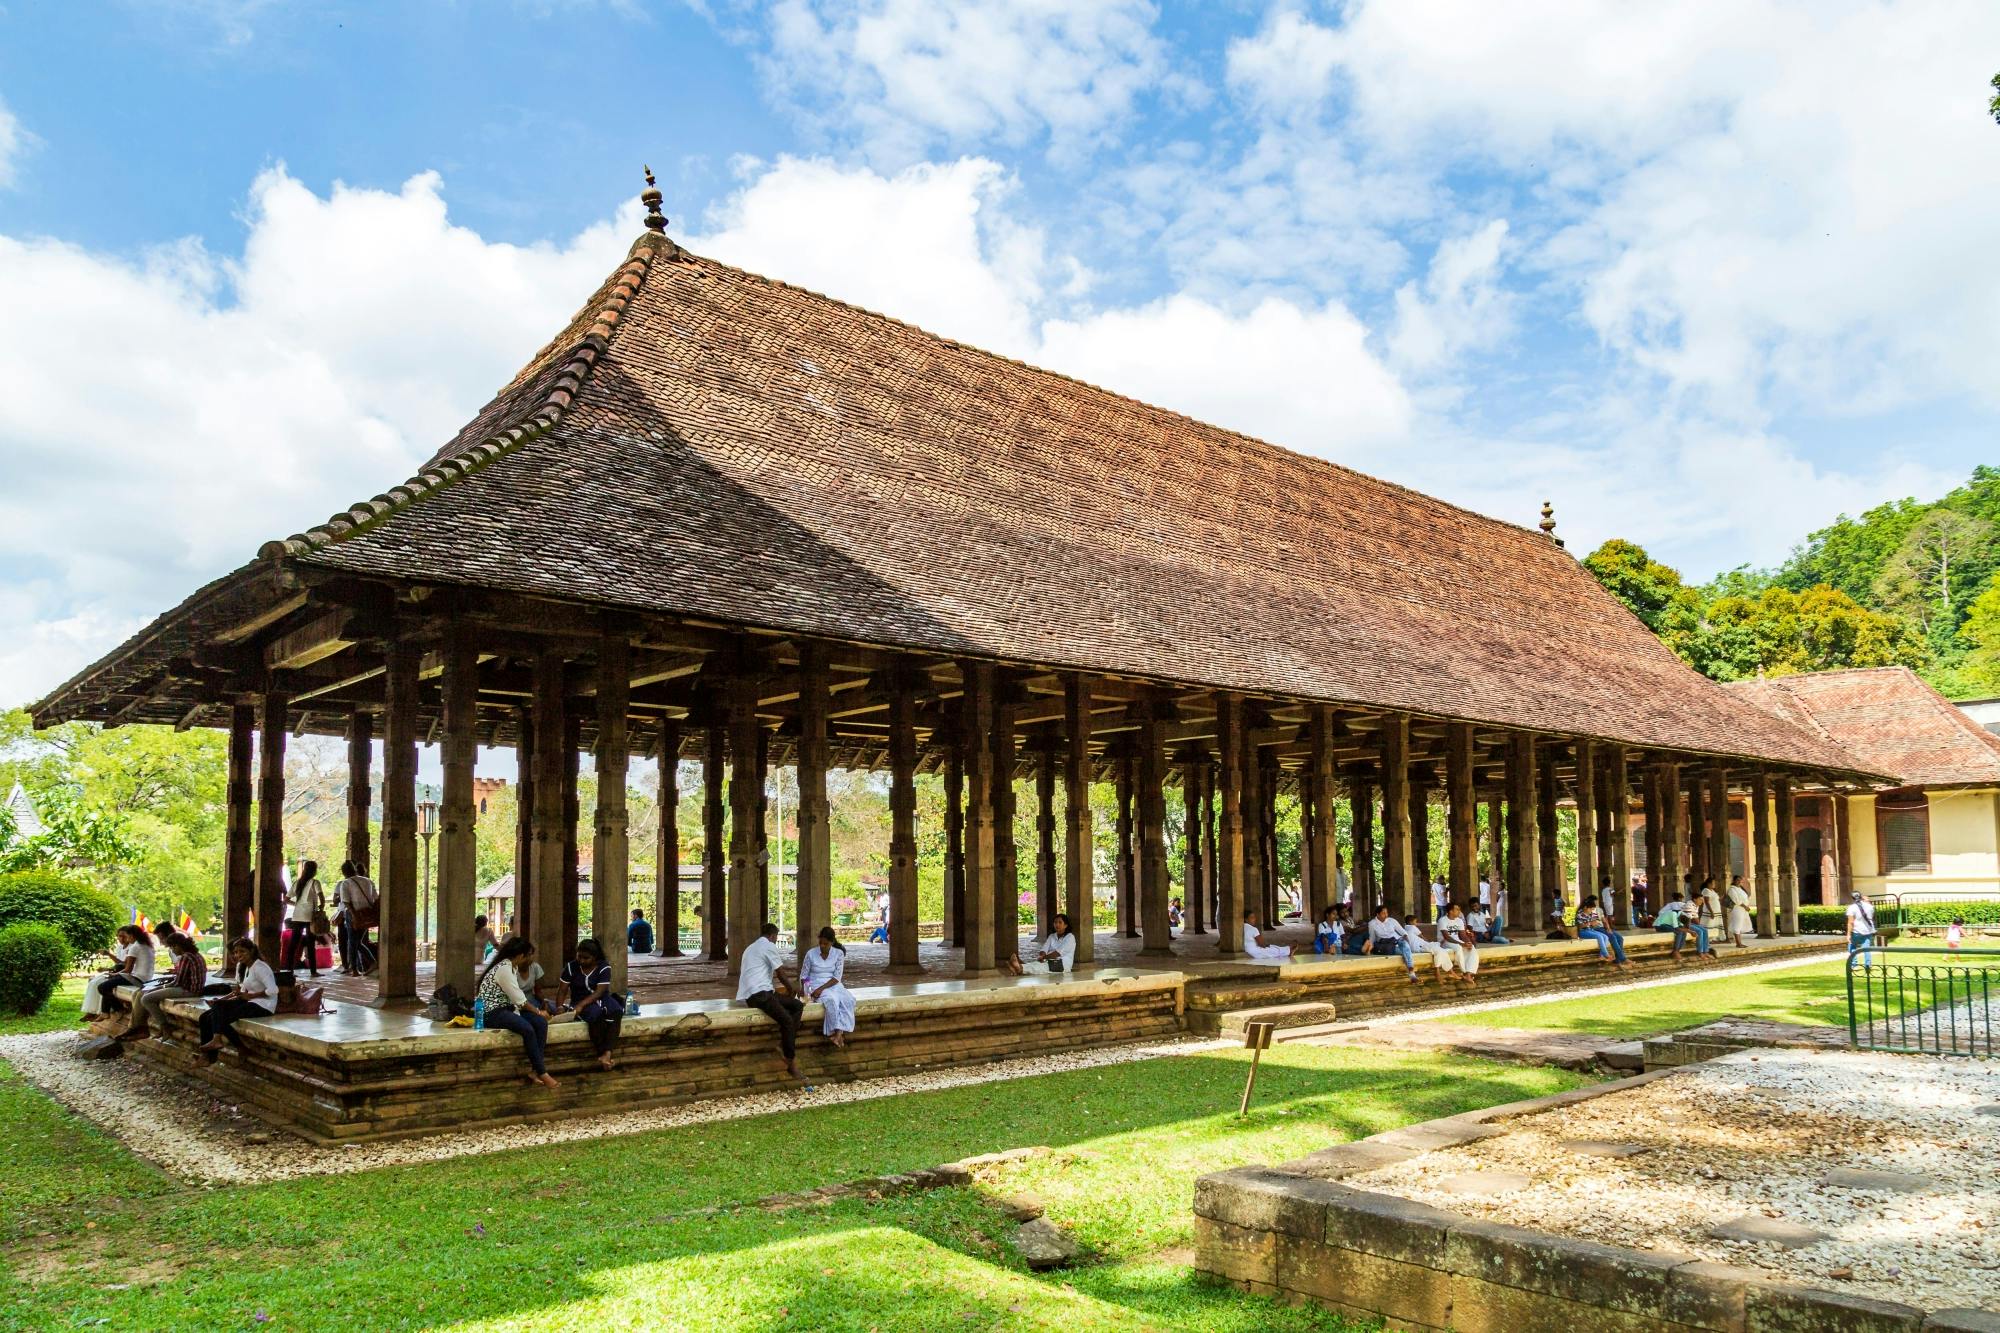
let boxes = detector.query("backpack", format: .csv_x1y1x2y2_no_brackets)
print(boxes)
425,984,474,1023
279,983,329,1016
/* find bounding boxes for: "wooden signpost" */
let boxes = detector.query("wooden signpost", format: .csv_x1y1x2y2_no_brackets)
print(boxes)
1238,1020,1276,1117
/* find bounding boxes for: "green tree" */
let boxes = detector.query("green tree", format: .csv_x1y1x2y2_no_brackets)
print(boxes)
1872,509,1993,640
1780,497,1929,602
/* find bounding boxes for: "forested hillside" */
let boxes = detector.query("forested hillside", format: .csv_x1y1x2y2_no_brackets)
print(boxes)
1585,465,2000,696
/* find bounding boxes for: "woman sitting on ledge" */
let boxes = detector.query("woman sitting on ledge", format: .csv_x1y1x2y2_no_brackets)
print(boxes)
82,924,155,1024
1007,912,1077,975
478,937,560,1091
1241,910,1295,961
1574,896,1631,966
801,926,856,1047
560,937,623,1072
193,937,277,1063
123,932,208,1042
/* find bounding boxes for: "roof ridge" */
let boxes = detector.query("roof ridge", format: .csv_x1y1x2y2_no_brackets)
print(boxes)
261,232,678,561
672,249,1568,557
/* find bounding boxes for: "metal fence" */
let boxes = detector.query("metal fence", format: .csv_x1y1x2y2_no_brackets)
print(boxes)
1847,945,2000,1057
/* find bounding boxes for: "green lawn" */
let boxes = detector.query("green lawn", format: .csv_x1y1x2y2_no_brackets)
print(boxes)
1439,948,1951,1039
0,975,84,1037
0,1041,1585,1331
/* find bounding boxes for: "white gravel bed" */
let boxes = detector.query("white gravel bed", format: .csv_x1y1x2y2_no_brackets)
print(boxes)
0,1031,1231,1186
1340,1048,2000,1312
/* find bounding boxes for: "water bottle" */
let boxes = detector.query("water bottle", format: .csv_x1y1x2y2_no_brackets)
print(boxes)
625,990,639,1018
472,998,485,1031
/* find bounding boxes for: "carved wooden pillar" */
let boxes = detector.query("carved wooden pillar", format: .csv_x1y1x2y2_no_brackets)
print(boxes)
1203,764,1219,923
1514,733,1542,928
1658,761,1684,898
528,656,567,956
1687,773,1710,885
1064,677,1094,963
562,712,582,962
960,662,1000,975
1351,779,1376,909
376,642,419,1003
753,724,770,925
224,703,255,942
513,704,533,935
1751,770,1778,938
702,721,725,960
1114,750,1136,937
655,719,683,956
1707,763,1730,887
725,669,760,977
1486,794,1505,901
1834,792,1855,901
1573,738,1598,916
1243,727,1267,922
1035,745,1058,942
1309,706,1337,916
794,646,831,964
436,632,479,998
944,729,965,949
992,677,1020,965
1260,754,1281,923
1182,755,1205,937
887,667,920,973
1380,714,1413,918
592,635,631,989
1215,693,1246,953
1409,769,1431,901
254,688,288,962
1776,776,1799,934
1447,723,1477,910
1536,745,1560,922
1138,696,1172,955
1594,764,1615,892
345,711,372,874
1641,764,1664,920
1607,746,1631,927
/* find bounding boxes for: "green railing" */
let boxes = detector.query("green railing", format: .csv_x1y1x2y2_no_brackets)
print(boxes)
1847,945,2000,1057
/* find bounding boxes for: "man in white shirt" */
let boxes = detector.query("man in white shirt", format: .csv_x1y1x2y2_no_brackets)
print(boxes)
737,922,804,1076
1362,905,1417,981
1429,878,1449,920
1334,855,1352,906
1477,878,1492,910
1490,883,1509,936
1846,890,1878,969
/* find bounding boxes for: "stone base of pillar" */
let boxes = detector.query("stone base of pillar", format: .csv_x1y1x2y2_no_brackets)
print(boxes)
1139,945,1176,957
885,962,926,976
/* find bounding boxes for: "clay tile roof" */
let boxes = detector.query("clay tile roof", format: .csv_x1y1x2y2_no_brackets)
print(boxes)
31,231,1870,776
1726,668,2000,789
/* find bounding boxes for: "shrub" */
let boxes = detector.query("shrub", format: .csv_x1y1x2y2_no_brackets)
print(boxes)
0,869,122,964
0,923,70,1016
1797,899,2000,934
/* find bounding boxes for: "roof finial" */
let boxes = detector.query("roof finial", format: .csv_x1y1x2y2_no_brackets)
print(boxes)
1540,499,1564,547
641,165,667,234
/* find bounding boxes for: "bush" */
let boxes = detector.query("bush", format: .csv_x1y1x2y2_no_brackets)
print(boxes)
1797,899,2000,934
0,923,70,1016
0,870,121,964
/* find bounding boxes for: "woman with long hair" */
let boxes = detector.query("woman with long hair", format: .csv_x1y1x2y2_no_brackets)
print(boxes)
285,859,324,977
560,937,623,1071
83,924,155,1021
476,936,559,1090
194,937,276,1061
798,925,855,1046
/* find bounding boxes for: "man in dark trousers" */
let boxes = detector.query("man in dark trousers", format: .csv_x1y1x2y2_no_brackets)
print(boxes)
736,921,803,1077
627,907,654,956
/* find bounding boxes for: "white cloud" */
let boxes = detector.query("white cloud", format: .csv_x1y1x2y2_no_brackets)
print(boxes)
1388,219,1511,373
758,0,1182,162
0,168,631,706
1224,9,1344,115
0,98,29,188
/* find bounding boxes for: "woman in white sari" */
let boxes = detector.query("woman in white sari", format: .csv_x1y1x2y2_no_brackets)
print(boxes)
799,926,856,1046
1241,910,1295,961
1725,874,1755,948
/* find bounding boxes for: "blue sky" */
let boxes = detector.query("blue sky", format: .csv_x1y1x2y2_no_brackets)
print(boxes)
3,0,1999,707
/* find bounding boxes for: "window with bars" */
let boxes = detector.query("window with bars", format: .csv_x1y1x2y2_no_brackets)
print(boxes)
1875,791,1930,875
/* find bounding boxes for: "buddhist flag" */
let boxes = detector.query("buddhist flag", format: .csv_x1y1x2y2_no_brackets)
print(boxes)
178,911,200,940
132,909,154,934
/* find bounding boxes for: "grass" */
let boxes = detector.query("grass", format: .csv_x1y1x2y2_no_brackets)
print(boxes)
1437,945,1956,1039
0,1041,1586,1331
0,975,84,1037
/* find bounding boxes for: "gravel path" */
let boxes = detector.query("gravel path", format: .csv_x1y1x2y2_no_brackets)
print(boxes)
0,1031,1232,1186
1340,1048,2000,1312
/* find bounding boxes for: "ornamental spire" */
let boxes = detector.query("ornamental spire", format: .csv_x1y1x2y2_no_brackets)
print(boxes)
641,166,668,234
1540,500,1564,548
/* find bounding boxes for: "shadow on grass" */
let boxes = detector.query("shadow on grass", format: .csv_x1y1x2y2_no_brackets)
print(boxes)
2,1046,1562,1330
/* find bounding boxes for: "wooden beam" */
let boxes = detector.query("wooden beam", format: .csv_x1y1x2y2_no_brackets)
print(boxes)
263,610,356,672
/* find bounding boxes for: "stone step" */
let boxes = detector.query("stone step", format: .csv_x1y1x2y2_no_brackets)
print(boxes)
1218,1002,1338,1034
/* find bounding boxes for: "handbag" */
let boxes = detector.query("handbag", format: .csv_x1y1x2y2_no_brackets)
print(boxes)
278,983,328,1016
310,909,332,936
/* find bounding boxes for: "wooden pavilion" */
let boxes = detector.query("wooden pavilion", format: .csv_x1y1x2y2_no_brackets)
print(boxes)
32,180,1880,1022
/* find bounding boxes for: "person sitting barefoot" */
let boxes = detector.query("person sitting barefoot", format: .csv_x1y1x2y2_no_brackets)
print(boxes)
800,926,856,1047
192,937,277,1063
1007,913,1078,975
560,937,624,1071
1438,903,1483,986
1312,905,1341,954
1240,909,1295,961
123,932,208,1042
1361,905,1418,982
476,937,561,1090
1402,913,1464,985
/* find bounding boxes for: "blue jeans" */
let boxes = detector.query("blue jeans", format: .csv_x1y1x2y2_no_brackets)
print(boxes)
867,925,889,944
1578,927,1626,962
1373,940,1415,973
1478,929,1511,945
1849,931,1874,968
1663,921,1709,954
487,1007,549,1076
